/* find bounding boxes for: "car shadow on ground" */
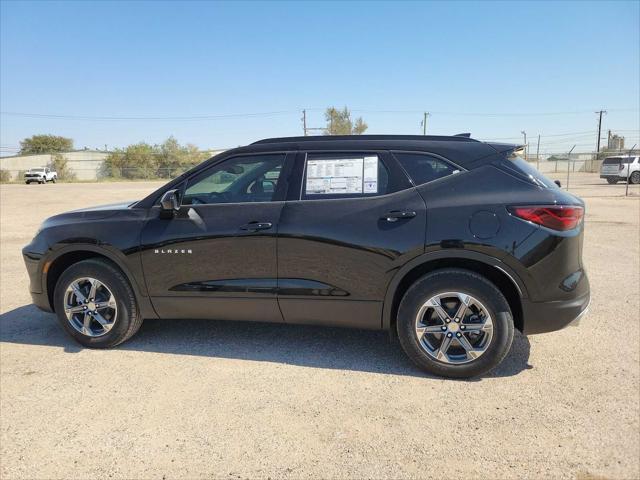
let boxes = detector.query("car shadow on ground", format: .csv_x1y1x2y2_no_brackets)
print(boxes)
0,304,532,380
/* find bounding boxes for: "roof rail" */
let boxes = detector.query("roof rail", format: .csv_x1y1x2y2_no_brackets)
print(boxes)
251,134,479,145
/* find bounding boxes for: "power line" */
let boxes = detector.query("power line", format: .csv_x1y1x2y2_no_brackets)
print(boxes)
2,107,638,122
0,110,300,121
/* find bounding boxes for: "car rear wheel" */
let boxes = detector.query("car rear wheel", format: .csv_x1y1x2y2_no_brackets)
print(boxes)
396,268,514,378
53,258,143,348
606,178,618,184
630,171,640,184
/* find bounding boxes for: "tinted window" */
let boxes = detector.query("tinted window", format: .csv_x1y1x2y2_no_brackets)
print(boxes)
504,154,558,189
603,157,622,165
393,152,458,185
302,153,390,199
183,154,285,205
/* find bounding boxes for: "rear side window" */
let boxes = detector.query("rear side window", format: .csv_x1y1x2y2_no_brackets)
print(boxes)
603,157,622,165
501,153,558,189
302,153,390,199
393,152,458,186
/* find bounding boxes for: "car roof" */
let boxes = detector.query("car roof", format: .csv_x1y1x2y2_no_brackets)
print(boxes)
230,134,518,169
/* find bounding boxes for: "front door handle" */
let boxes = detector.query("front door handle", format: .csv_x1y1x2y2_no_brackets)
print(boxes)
240,221,273,231
381,210,417,222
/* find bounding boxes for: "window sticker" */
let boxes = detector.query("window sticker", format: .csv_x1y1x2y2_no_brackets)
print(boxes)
305,155,379,195
363,156,379,193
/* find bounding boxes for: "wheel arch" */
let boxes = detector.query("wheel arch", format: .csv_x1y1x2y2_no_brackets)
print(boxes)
383,251,527,333
43,245,154,317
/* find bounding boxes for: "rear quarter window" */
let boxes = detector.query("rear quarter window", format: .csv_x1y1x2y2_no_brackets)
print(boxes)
499,154,558,189
392,152,459,186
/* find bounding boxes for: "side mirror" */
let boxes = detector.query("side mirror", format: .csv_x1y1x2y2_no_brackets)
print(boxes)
554,180,562,188
159,189,181,218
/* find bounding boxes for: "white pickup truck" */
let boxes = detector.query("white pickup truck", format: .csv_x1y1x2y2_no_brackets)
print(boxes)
24,167,57,184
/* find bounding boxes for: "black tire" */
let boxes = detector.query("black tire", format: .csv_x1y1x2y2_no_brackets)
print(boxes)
51,177,56,183
630,171,640,185
396,268,514,379
606,178,618,184
53,258,143,348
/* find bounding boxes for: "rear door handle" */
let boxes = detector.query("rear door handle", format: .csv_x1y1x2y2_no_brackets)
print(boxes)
240,221,273,231
381,210,416,222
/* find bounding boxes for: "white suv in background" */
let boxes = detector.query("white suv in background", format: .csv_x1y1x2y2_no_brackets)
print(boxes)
600,155,640,184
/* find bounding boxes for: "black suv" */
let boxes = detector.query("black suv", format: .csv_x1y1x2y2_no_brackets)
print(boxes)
23,135,590,378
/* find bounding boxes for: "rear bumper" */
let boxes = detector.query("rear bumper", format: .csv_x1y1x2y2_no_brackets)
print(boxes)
521,279,590,335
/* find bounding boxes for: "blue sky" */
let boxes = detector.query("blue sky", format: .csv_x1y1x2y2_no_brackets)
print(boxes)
1,0,638,155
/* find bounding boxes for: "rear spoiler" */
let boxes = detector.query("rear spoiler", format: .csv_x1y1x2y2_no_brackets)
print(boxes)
486,142,524,155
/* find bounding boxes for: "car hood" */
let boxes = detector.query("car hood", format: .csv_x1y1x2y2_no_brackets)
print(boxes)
68,201,136,213
44,201,137,224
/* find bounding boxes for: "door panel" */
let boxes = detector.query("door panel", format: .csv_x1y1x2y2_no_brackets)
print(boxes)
141,202,285,322
140,151,293,323
277,188,426,329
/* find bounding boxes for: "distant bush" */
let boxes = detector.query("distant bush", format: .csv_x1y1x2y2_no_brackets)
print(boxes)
102,137,208,180
51,154,77,181
0,169,11,183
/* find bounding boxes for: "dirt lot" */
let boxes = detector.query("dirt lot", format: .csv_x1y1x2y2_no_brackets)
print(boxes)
1,175,639,479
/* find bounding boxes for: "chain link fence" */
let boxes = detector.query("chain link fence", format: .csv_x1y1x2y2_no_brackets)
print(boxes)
2,149,638,197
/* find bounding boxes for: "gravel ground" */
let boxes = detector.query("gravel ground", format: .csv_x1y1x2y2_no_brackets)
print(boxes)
1,174,639,480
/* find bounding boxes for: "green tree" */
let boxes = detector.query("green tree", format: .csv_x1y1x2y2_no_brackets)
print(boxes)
51,154,76,181
101,137,208,179
324,107,368,135
155,136,208,178
102,142,157,179
20,135,73,155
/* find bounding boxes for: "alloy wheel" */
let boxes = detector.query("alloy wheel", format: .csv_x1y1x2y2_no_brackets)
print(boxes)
415,292,493,364
64,277,117,337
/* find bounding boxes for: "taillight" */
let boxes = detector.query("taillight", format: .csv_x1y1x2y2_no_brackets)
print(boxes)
508,205,584,231
620,164,625,170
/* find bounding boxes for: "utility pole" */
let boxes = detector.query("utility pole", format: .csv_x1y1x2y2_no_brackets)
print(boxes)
536,134,541,169
595,110,607,155
566,144,576,191
302,109,307,136
421,112,430,135
521,131,527,160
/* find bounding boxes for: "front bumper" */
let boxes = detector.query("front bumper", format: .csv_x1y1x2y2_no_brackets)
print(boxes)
23,248,53,312
521,281,590,335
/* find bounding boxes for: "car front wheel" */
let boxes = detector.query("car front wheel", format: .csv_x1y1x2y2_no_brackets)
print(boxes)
53,258,143,348
397,268,514,378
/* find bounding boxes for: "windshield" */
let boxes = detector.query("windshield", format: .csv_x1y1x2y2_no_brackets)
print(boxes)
30,168,45,172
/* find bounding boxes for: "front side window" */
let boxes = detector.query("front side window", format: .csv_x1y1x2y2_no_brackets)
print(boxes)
302,153,389,199
393,152,458,186
183,154,285,205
